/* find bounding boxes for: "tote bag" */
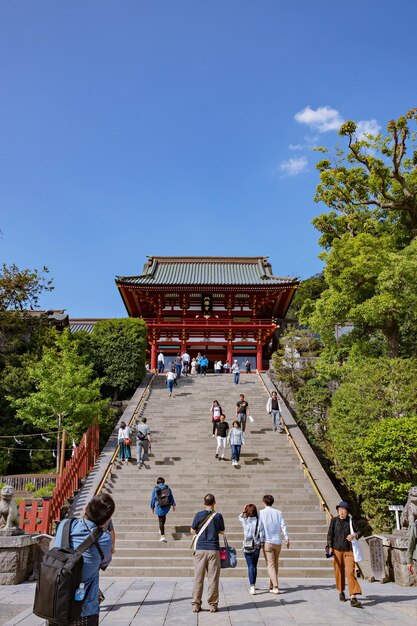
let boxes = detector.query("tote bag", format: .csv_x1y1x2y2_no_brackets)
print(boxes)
219,535,237,569
349,515,363,562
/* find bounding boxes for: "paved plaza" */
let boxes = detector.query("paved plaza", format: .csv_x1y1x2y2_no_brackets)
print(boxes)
1,577,416,626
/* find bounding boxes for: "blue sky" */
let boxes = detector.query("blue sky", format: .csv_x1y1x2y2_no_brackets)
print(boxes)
1,1,416,316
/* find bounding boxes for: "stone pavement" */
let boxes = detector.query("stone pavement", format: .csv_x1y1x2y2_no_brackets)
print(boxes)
1,577,416,626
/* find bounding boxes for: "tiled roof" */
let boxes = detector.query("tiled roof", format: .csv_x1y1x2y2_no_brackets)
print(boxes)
116,257,297,287
69,319,106,334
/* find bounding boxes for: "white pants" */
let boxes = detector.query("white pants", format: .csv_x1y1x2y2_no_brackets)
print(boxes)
216,436,227,457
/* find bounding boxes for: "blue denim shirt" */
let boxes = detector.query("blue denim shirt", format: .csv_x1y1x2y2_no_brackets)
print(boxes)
150,484,176,516
55,518,112,617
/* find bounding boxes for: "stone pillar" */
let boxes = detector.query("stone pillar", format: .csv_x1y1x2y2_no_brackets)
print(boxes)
256,342,263,371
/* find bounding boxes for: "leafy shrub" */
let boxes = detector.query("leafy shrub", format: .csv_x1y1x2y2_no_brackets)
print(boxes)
24,481,37,492
33,482,56,498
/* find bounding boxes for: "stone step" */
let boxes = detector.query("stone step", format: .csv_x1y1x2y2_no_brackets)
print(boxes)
103,565,333,577
103,373,332,577
112,547,325,558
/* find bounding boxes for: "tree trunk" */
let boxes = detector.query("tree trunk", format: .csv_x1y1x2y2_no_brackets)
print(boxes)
385,320,400,358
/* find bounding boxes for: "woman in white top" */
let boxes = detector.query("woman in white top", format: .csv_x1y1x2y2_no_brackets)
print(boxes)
190,358,197,376
118,421,131,463
239,503,266,594
211,400,222,436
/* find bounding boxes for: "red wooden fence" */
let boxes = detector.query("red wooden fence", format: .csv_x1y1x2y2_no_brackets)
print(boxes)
19,424,100,534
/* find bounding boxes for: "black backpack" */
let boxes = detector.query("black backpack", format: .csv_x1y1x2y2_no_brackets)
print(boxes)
33,518,104,625
156,486,171,507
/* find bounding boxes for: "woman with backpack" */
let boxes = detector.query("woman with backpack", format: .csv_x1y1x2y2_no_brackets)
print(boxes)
118,421,131,464
239,503,266,595
210,400,222,436
227,420,245,466
150,477,176,542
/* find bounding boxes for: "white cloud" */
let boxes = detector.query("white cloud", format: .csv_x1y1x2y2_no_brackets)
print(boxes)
279,156,308,176
288,143,304,150
295,106,343,132
355,119,381,139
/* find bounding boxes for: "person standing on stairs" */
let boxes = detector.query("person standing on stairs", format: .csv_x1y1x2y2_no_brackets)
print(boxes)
228,420,245,466
214,414,229,460
157,351,165,374
150,477,176,542
190,493,225,613
118,421,131,464
136,417,151,467
266,391,284,433
175,353,182,379
231,359,240,384
210,400,222,436
236,393,249,433
259,494,290,594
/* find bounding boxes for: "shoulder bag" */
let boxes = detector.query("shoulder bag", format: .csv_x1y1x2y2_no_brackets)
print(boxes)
349,515,363,562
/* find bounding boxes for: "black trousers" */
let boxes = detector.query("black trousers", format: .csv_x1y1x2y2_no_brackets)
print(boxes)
158,514,166,534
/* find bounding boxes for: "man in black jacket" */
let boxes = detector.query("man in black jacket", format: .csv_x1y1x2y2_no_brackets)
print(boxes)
326,501,363,608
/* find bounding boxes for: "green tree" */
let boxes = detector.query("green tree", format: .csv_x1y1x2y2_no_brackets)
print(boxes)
0,263,54,311
9,330,110,441
327,357,417,529
303,234,417,357
313,108,417,249
359,416,417,530
91,318,147,400
286,273,327,320
272,326,321,394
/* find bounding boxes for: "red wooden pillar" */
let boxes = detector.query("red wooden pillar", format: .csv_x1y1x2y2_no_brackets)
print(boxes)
150,343,157,371
227,343,233,365
256,342,263,371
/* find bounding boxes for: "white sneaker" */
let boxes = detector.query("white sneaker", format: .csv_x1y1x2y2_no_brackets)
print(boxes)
250,586,255,595
269,587,280,594
159,535,167,542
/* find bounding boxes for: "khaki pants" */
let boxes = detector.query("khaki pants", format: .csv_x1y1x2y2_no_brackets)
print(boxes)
333,549,362,596
192,550,221,608
263,542,282,589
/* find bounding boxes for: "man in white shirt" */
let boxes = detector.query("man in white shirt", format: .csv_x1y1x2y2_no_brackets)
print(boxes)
181,351,190,376
259,494,290,594
157,352,165,374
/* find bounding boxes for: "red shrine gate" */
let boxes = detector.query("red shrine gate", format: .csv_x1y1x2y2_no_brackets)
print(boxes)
115,257,298,371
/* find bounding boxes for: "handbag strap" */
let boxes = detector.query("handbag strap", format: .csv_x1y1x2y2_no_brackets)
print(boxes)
190,512,216,549
223,534,229,548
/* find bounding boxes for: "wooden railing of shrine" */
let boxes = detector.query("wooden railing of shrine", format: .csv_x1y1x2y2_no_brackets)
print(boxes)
18,424,100,534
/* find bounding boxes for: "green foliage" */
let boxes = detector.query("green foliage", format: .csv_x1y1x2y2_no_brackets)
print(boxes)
9,330,110,440
272,326,321,393
0,263,54,311
294,378,332,452
33,482,56,498
24,481,37,492
327,357,417,530
358,417,417,530
286,273,327,320
313,109,417,249
303,232,417,357
91,318,147,399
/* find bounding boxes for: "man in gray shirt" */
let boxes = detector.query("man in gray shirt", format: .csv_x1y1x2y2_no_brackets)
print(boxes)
136,418,151,467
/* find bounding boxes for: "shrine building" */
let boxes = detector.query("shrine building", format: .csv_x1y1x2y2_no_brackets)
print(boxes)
115,256,298,371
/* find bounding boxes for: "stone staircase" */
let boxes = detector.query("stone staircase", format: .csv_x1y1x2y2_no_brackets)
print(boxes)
102,373,333,578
